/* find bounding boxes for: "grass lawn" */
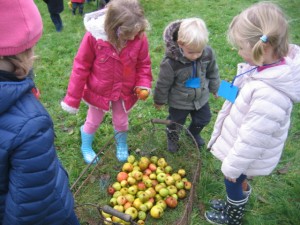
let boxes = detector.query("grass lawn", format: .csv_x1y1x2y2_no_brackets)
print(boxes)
34,0,300,224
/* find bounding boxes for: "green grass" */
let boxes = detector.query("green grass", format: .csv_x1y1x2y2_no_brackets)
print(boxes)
34,0,300,224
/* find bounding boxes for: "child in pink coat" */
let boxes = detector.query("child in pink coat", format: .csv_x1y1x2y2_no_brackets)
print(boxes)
61,0,152,164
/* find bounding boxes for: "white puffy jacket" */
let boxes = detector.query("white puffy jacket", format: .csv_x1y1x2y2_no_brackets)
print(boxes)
208,44,300,179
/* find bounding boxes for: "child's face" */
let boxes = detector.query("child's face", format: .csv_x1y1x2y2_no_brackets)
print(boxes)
179,44,203,61
238,42,256,66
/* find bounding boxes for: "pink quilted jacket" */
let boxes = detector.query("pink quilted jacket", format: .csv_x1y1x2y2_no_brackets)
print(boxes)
62,31,152,113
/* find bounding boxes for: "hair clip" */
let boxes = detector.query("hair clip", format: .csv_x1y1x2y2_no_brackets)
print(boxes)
260,35,268,43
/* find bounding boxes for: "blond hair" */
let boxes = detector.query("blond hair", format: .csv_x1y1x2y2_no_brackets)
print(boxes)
177,18,209,52
2,48,34,79
228,2,289,65
104,0,149,49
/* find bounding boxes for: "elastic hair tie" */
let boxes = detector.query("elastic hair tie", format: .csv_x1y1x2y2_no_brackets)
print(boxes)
116,27,121,37
260,35,268,43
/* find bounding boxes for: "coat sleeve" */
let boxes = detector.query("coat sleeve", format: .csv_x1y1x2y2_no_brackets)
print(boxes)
153,58,175,105
134,34,153,88
62,32,96,111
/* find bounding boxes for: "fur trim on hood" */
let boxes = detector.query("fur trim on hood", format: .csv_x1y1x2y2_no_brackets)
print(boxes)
83,9,108,41
163,20,183,61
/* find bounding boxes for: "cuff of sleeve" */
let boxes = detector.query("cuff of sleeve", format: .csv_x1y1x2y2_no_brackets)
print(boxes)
61,101,79,114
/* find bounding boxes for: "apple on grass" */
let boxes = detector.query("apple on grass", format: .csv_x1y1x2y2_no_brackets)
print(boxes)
175,180,185,190
178,168,186,177
107,185,115,195
127,155,136,164
165,175,175,185
156,172,167,183
139,203,148,212
165,196,178,208
150,155,158,164
150,205,164,219
157,158,167,168
137,191,150,203
123,201,132,210
158,187,169,198
117,172,128,182
127,176,137,185
167,185,178,195
127,185,138,195
124,207,138,220
113,204,124,212
116,195,127,205
138,210,147,220
177,189,187,199
112,191,122,198
112,182,121,191
138,157,150,171
156,200,167,210
122,162,133,172
184,181,192,190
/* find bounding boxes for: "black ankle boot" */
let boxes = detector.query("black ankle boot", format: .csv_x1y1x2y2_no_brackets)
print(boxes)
205,196,248,225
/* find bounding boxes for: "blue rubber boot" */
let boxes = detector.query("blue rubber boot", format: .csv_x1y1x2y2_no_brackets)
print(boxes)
114,130,129,162
80,126,99,164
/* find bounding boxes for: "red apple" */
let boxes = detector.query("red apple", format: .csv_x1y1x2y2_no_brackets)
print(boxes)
117,172,128,182
137,181,147,191
107,185,115,195
184,181,192,190
165,196,178,208
148,163,157,172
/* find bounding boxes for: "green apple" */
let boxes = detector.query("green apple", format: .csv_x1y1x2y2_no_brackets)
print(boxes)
138,210,147,220
158,187,169,198
125,207,138,220
127,155,136,164
156,173,167,183
150,155,158,164
167,185,178,195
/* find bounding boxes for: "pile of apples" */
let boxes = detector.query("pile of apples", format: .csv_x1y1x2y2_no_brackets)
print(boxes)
103,155,192,224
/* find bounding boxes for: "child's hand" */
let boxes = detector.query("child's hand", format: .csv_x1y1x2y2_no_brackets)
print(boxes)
225,176,237,183
154,103,164,110
135,87,149,101
212,92,219,99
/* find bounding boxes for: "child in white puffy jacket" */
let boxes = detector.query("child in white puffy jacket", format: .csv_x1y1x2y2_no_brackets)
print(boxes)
205,2,300,225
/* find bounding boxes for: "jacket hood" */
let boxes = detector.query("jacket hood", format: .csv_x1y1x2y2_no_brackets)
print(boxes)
0,73,34,114
163,20,186,61
253,44,300,103
83,8,108,41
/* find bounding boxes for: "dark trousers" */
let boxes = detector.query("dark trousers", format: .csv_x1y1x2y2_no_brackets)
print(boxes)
50,13,63,32
167,102,212,130
72,3,84,15
224,174,247,201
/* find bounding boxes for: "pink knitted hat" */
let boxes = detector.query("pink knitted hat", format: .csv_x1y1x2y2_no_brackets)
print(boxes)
0,0,43,56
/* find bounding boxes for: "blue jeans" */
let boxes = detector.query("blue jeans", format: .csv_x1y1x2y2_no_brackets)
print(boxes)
224,174,247,201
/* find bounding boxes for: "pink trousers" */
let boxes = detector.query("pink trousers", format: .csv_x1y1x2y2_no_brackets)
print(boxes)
83,99,129,134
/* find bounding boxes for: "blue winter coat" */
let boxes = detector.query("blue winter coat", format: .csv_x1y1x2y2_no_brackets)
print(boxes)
0,71,75,225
